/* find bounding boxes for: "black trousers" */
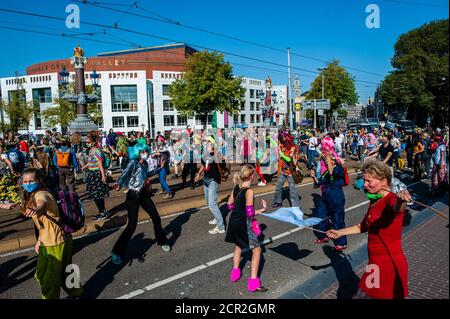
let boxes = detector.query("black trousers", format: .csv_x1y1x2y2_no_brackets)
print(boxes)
182,163,197,185
112,189,168,256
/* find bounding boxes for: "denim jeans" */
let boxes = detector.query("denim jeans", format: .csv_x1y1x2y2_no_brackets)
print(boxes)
313,188,347,246
159,168,171,193
307,149,316,169
273,174,300,207
203,178,224,230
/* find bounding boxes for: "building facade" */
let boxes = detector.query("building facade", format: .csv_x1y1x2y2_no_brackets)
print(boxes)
0,43,287,137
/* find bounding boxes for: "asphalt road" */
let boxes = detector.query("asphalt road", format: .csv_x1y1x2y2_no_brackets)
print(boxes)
0,174,435,299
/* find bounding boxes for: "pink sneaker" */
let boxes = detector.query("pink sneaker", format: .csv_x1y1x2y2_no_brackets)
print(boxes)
230,268,241,282
247,278,268,292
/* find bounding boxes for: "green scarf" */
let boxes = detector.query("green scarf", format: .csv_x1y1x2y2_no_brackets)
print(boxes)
365,192,384,201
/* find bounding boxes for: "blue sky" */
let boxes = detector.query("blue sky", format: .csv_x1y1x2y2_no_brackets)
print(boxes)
0,0,448,103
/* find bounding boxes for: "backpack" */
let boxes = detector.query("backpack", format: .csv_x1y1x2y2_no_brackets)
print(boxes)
54,190,86,233
56,149,71,168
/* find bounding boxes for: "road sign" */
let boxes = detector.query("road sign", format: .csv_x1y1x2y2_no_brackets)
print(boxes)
301,99,330,110
295,103,301,110
333,111,338,118
318,110,324,116
427,117,431,124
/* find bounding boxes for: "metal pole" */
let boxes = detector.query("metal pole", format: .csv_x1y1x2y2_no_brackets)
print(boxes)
313,99,317,129
321,71,325,130
287,48,293,130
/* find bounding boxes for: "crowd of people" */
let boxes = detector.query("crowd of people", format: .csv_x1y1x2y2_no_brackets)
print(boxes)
0,122,448,299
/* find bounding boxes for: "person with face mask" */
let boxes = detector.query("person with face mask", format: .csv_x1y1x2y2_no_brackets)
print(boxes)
195,136,226,234
111,143,171,265
310,137,347,251
83,133,110,221
327,159,411,299
20,167,84,299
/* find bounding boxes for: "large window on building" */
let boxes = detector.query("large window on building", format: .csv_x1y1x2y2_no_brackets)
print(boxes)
127,116,139,127
111,85,138,112
241,114,246,123
163,100,174,111
112,116,125,128
32,87,52,103
250,114,255,123
240,101,245,111
250,102,255,111
162,84,171,96
177,115,187,126
250,89,255,99
8,89,26,104
164,115,175,126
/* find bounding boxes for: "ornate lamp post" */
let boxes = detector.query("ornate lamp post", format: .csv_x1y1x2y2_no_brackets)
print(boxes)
61,46,99,139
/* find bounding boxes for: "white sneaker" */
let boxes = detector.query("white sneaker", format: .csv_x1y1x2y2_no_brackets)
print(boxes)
161,245,171,252
208,219,217,225
258,182,267,187
209,226,225,234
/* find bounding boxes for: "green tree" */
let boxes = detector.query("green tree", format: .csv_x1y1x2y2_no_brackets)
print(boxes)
42,84,102,129
379,19,448,126
169,51,245,129
306,60,358,120
0,89,36,133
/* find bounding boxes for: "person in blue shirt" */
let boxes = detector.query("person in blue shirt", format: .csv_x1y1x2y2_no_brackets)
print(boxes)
53,139,79,192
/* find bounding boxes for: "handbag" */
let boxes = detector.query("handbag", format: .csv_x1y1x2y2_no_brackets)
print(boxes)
288,161,303,184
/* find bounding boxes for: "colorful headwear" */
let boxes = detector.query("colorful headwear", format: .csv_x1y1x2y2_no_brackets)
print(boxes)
128,143,150,160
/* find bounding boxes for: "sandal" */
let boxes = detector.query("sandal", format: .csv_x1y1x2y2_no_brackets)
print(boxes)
314,238,329,244
334,245,347,251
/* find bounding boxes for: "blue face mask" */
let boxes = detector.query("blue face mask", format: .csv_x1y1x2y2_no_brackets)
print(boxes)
22,182,39,193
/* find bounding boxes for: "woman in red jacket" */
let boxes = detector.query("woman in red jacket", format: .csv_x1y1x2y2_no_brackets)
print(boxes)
327,159,411,299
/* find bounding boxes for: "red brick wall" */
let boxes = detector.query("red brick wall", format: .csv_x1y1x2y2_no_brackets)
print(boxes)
26,47,190,79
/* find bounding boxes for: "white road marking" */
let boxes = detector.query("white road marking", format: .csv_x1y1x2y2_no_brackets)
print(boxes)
115,199,371,299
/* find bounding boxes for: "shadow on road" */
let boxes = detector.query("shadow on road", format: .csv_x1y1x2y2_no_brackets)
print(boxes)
311,246,359,299
269,242,313,263
82,233,155,299
0,255,37,295
165,208,199,247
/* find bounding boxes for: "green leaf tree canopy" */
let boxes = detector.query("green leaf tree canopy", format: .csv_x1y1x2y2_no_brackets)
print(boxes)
379,19,448,126
306,60,358,112
169,51,245,129
0,88,37,133
42,84,102,129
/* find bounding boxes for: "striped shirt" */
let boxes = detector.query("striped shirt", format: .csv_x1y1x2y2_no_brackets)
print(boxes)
88,148,103,171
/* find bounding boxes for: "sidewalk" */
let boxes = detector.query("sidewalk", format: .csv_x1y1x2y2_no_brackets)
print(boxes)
0,160,362,254
310,197,449,299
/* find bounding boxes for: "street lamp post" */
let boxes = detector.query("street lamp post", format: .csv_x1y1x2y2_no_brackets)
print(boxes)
318,68,326,129
62,46,99,140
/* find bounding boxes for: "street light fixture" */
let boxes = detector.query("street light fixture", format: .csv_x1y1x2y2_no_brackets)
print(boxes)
59,65,69,89
90,69,100,89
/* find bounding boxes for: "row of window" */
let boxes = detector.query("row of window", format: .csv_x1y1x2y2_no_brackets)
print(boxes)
240,101,261,111
112,116,140,128
233,114,262,124
160,73,182,79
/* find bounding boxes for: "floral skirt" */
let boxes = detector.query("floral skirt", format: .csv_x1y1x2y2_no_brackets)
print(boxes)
431,164,448,191
86,170,110,200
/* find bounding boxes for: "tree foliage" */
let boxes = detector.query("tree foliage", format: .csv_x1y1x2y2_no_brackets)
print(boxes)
378,19,448,127
42,84,102,128
169,51,245,128
306,60,358,116
0,89,37,133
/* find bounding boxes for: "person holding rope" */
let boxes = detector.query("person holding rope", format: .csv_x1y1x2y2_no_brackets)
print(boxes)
327,159,411,299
